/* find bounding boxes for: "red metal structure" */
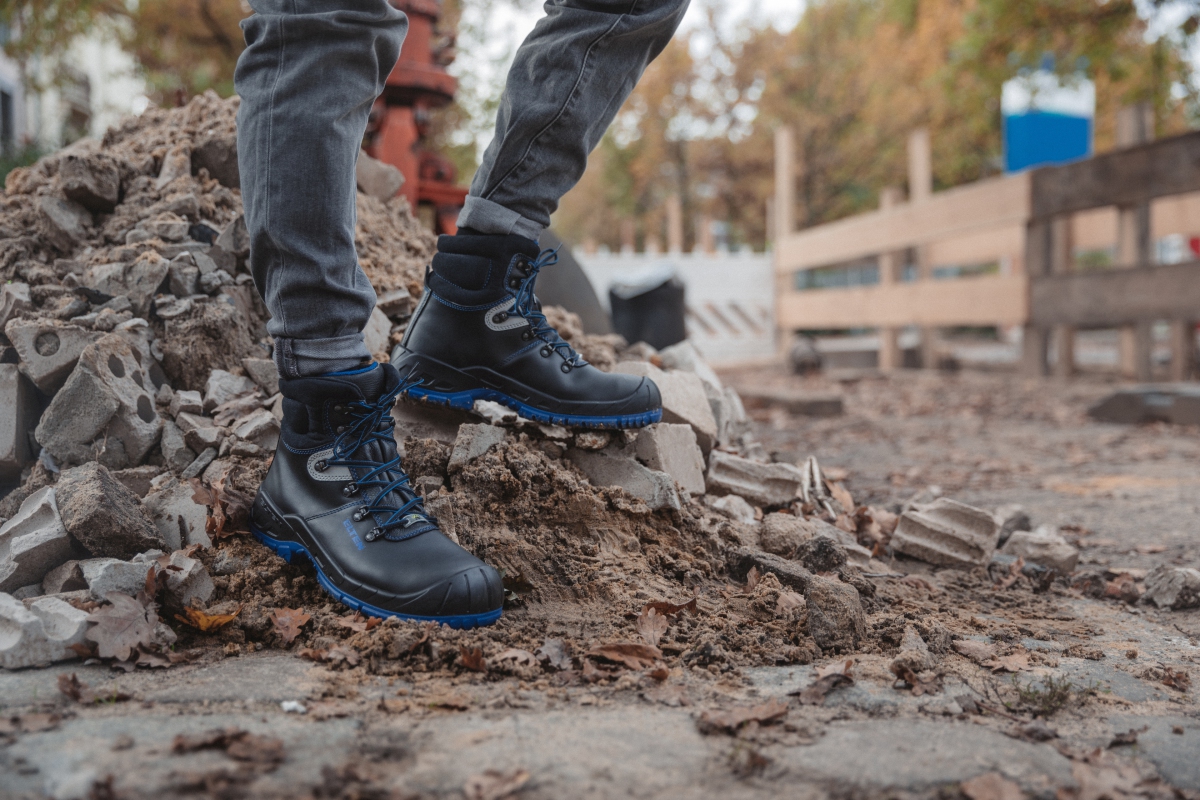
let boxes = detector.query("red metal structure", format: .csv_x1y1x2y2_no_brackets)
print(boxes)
366,0,467,233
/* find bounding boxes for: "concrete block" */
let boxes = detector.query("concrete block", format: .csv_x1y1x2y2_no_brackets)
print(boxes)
634,423,706,495
448,423,508,472
363,307,392,359
204,369,257,412
167,257,199,297
806,574,866,651
82,254,170,317
215,214,249,259
241,358,279,397
35,334,164,469
231,408,279,450
159,550,213,606
0,593,89,669
0,487,74,593
1143,566,1200,610
42,558,148,599
356,150,404,200
59,153,120,212
54,462,165,559
705,450,805,507
0,365,38,482
156,142,192,188
614,361,718,453
5,319,102,393
706,494,757,525
891,498,999,569
160,419,196,472
176,412,221,453
377,288,413,318
1001,525,1079,574
1087,384,1200,425
658,340,723,395
566,448,681,511
38,196,92,252
0,281,32,329
192,131,239,189
198,268,233,294
110,465,164,498
143,478,211,549
170,390,203,418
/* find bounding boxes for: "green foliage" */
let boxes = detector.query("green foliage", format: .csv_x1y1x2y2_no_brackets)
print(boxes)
0,142,45,187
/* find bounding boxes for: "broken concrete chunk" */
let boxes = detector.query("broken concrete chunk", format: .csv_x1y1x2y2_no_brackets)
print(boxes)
35,333,163,469
1001,525,1079,574
181,447,218,480
215,214,249,259
82,254,170,317
0,281,32,329
0,593,90,669
1087,385,1200,425
160,419,196,472
472,399,519,426
0,364,37,482
176,412,221,453
567,448,682,511
54,462,165,560
355,149,405,200
614,361,718,453
192,131,239,189
231,408,280,450
633,423,706,496
111,465,164,498
204,369,257,412
805,574,866,651
574,431,611,451
1142,565,1200,610
448,423,508,472
658,340,723,394
706,450,804,508
5,319,103,394
707,494,757,525
143,478,211,549
59,153,120,212
42,557,148,599
363,307,392,359
0,487,75,593
241,358,279,397
891,625,936,675
377,288,413,318
133,549,212,606
168,258,200,297
157,142,192,189
170,389,204,418
729,547,813,593
198,268,233,295
993,504,1031,547
38,196,92,251
891,498,999,569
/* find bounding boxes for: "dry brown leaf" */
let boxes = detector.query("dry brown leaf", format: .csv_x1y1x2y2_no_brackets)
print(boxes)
171,727,284,766
269,608,311,644
816,659,854,679
1161,665,1191,692
829,481,854,512
890,665,943,697
792,663,855,705
336,612,369,632
586,642,662,670
460,646,488,673
745,566,761,593
86,592,158,662
463,768,531,800
697,699,789,734
961,772,1026,800
174,605,242,633
642,598,698,616
635,607,668,648
57,673,133,704
953,640,997,663
983,650,1030,674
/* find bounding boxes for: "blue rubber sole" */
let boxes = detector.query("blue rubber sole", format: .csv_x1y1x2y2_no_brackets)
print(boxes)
250,525,502,630
405,386,662,430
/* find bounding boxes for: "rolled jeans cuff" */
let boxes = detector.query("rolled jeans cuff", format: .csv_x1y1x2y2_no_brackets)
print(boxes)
273,334,372,379
456,196,543,241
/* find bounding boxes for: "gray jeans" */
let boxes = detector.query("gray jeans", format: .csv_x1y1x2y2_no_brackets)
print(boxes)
236,0,688,378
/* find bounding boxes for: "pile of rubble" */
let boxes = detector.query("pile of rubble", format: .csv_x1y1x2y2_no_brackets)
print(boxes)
2,94,1196,676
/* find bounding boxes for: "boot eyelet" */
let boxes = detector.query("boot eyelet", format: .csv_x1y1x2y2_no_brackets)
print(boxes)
521,330,533,341
561,362,572,373
314,460,328,472
335,425,346,434
365,527,383,542
342,483,359,497
508,278,520,289
332,405,344,413
353,506,370,522
493,312,508,323
540,346,552,358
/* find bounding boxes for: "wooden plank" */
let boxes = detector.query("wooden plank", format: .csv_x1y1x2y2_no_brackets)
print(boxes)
1031,130,1200,219
1029,260,1200,327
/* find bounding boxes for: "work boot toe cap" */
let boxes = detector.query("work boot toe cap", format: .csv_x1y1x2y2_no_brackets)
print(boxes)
434,563,504,617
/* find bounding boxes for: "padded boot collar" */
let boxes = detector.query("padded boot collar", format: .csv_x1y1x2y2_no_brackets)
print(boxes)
428,233,540,306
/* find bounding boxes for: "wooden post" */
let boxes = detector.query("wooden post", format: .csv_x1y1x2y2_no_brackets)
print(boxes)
1022,326,1050,377
1050,215,1075,377
907,129,932,204
1114,104,1155,380
774,127,795,244
878,327,903,372
1022,219,1052,377
1168,320,1196,381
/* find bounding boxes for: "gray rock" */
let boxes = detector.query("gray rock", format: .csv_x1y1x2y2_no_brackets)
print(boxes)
759,514,872,568
38,196,92,251
192,131,239,188
5,319,102,394
363,307,392,358
215,214,249,259
176,412,221,452
180,447,218,480
142,213,189,242
472,399,519,426
59,153,120,212
794,534,848,573
706,494,757,525
241,358,279,397
574,431,611,451
891,498,999,569
143,477,211,550
170,390,203,418
156,142,192,189
1143,566,1200,610
110,465,164,498
728,547,812,592
0,281,32,329
448,423,508,472
11,583,41,600
805,574,866,651
377,288,413,318
55,462,164,559
355,150,404,199
231,408,279,450
160,419,196,472
167,257,200,297
891,625,936,674
158,549,213,606
42,557,148,599
82,255,170,317
198,268,234,295
204,369,257,412
0,593,90,669
1001,525,1079,574
0,364,37,482
0,487,75,593
566,448,682,511
614,361,718,453
391,398,473,445
633,423,706,496
35,334,164,470
705,450,804,507
1087,385,1200,425
993,504,1031,547
211,549,251,576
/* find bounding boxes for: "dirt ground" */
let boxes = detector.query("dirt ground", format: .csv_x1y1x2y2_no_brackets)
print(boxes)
2,367,1198,800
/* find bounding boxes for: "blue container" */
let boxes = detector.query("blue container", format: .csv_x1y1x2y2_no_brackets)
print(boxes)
1002,71,1094,173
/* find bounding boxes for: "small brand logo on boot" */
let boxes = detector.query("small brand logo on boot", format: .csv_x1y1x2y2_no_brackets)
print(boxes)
342,518,365,550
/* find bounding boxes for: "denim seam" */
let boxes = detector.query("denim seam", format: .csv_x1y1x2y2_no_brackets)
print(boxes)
480,0,639,203
265,12,290,338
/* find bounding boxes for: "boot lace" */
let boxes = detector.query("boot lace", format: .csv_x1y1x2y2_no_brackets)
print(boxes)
322,374,435,542
510,247,584,369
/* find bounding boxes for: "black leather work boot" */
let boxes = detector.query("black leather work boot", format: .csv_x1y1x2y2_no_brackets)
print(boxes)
391,233,662,429
250,362,503,627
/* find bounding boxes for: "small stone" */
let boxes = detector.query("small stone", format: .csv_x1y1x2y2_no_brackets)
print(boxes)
170,390,204,418
805,574,866,651
891,498,999,569
176,412,222,452
192,131,239,189
567,448,682,512
355,150,404,200
82,254,170,317
142,212,189,242
54,462,164,559
633,423,705,495
143,478,211,549
59,153,120,212
574,431,611,451
156,142,192,189
706,494,757,525
729,547,812,592
181,447,218,480
42,557,148,599
377,288,413,318
0,281,33,329
0,593,90,669
231,408,280,450
160,419,196,472
0,487,75,593
890,625,935,674
472,399,518,426
168,258,200,297
706,450,804,507
363,306,392,358
794,534,848,573
447,423,508,472
215,214,249,258
0,364,38,481
204,369,257,412
994,504,1031,547
162,550,213,606
38,196,92,251
198,269,233,294
241,358,279,397
1143,566,1200,610
211,549,252,576
110,465,164,498
1001,525,1079,574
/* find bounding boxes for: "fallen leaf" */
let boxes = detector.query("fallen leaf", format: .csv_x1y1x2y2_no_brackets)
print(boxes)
171,727,284,767
1161,665,1191,692
829,481,854,513
58,673,133,704
983,650,1030,674
697,699,789,734
586,642,662,670
493,648,537,668
298,645,360,667
269,608,311,644
536,638,572,671
1059,748,1143,800
86,592,158,661
460,646,488,673
776,591,805,615
15,713,60,733
816,659,854,679
463,768,531,800
336,612,368,632
898,575,938,593
961,771,1026,800
890,665,942,696
793,673,854,705
174,605,242,633
834,513,857,534
953,640,997,663
642,598,698,616
635,607,668,648
745,566,761,593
